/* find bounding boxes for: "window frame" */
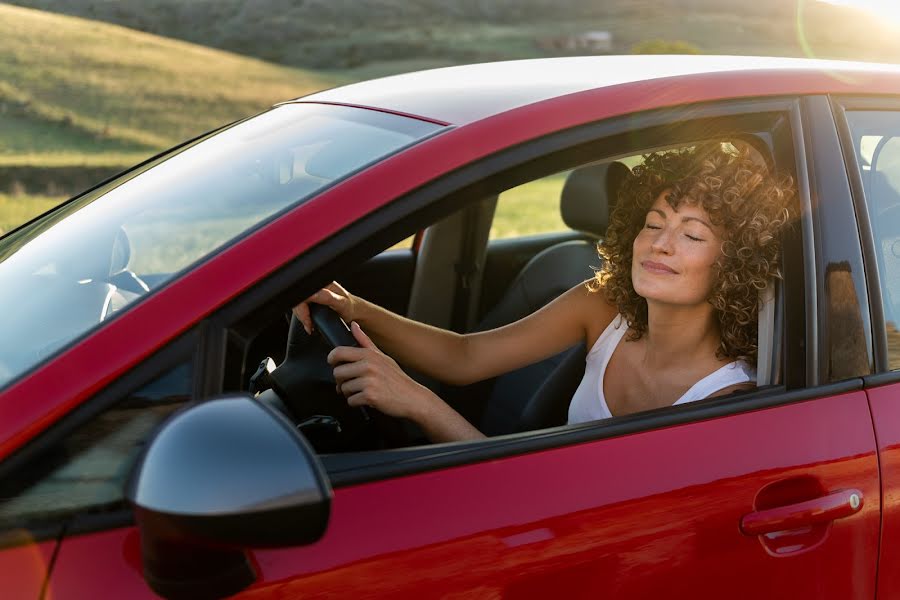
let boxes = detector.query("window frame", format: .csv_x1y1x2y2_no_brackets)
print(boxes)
202,96,827,488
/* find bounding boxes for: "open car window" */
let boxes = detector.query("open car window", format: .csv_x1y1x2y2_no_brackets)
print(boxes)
224,135,789,466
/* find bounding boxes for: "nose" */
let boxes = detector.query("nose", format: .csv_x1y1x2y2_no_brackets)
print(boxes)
650,227,674,254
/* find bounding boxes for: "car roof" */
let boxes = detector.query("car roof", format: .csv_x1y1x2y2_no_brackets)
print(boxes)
297,55,900,125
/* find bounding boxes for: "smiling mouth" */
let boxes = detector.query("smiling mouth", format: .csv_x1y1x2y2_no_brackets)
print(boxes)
641,260,677,274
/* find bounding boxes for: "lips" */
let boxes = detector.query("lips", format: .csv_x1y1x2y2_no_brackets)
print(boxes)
641,260,677,274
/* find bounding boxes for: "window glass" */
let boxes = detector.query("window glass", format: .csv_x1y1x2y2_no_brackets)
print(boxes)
846,111,900,369
491,171,570,239
0,105,441,391
0,362,192,531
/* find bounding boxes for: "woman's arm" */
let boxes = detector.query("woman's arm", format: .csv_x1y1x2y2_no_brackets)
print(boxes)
295,281,613,386
329,322,486,442
303,282,615,443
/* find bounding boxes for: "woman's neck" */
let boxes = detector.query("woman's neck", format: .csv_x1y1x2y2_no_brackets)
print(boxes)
640,301,721,370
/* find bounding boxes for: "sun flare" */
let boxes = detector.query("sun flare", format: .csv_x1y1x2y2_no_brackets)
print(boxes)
819,0,900,26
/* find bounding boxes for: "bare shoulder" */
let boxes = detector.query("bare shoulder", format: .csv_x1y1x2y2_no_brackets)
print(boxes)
564,280,617,347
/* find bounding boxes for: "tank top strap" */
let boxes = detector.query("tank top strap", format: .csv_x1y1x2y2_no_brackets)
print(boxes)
587,314,627,359
673,360,756,406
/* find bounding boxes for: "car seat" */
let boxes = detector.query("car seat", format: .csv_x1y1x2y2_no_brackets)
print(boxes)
476,161,630,436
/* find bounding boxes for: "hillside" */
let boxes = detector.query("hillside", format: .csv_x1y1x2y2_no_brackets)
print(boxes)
0,3,342,167
9,0,900,72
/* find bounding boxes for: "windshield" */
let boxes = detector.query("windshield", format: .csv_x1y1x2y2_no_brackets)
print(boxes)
0,103,442,390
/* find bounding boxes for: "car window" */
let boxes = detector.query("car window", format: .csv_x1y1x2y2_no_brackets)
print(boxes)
846,111,900,369
491,171,570,239
228,140,791,461
491,154,646,241
0,104,442,391
0,362,192,534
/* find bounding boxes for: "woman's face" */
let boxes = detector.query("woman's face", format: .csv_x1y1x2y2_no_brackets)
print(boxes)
631,190,723,307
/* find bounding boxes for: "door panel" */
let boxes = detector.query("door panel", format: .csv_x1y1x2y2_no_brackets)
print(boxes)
245,391,875,598
42,528,148,600
864,384,900,597
45,395,878,599
0,540,56,600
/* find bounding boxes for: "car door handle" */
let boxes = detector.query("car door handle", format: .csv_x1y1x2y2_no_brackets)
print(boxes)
740,488,863,536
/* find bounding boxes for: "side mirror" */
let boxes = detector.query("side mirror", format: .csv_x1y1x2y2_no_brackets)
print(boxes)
125,394,332,600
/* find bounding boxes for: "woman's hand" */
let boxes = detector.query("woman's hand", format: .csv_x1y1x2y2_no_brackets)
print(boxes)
328,322,434,421
292,282,359,335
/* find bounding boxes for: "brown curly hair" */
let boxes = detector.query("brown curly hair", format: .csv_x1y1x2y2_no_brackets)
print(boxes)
591,143,796,363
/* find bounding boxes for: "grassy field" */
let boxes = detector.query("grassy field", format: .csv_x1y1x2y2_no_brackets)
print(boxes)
13,0,900,71
0,3,341,168
5,0,899,170
0,193,66,234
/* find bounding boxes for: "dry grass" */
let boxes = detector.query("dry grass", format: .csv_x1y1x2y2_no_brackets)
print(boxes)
0,193,66,234
0,3,340,165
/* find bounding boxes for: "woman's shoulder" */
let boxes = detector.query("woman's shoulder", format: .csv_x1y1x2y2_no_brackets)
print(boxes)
569,280,618,348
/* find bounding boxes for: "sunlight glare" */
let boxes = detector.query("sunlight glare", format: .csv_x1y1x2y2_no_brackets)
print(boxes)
819,0,900,27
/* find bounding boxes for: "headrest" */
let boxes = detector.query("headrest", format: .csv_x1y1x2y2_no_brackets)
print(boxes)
560,161,630,237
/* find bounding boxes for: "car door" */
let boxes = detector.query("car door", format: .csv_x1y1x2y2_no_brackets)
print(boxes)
0,340,196,600
241,97,878,599
0,539,56,600
41,97,881,599
834,97,900,599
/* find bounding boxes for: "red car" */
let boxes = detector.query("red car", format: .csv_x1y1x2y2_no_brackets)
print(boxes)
3,55,900,599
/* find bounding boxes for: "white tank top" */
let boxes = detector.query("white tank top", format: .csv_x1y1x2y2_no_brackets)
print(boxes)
567,315,756,425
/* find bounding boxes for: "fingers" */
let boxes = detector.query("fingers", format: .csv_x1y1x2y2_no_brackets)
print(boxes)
325,281,348,296
346,391,370,408
327,346,370,366
292,286,346,334
351,321,377,350
332,359,368,381
338,376,368,397
291,303,312,334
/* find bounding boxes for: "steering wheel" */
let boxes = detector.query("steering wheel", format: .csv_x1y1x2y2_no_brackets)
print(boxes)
266,305,408,451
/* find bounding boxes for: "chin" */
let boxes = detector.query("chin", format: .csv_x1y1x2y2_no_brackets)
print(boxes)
634,280,699,306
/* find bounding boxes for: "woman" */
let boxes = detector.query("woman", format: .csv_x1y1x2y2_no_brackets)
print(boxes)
294,143,795,443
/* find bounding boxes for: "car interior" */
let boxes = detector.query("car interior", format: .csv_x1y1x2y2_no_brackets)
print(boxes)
227,136,788,455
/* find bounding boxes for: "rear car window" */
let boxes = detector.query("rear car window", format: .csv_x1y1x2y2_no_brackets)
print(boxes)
846,110,900,369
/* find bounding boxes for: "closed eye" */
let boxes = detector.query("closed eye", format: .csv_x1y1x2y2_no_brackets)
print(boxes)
685,234,704,242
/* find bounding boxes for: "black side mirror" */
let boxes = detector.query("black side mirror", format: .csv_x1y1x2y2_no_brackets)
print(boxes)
126,394,332,600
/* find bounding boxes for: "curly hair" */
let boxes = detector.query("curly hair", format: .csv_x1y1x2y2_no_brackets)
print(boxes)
590,143,796,363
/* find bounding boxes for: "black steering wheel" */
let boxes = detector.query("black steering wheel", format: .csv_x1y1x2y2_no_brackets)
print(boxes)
266,304,408,451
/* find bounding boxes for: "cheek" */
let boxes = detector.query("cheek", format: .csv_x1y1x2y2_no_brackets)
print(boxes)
632,229,650,253
690,245,722,286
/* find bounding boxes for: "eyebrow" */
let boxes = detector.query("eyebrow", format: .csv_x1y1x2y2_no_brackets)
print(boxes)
648,208,714,230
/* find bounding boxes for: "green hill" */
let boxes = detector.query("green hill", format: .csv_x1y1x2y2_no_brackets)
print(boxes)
0,3,342,168
9,0,900,74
